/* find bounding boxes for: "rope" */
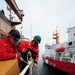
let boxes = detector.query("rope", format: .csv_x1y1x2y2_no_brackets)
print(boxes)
28,55,40,75
36,69,40,75
22,59,28,64
22,54,40,75
33,62,40,75
19,61,32,75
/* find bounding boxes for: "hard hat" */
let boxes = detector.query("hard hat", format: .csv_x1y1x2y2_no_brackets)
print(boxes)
33,35,41,44
8,29,20,41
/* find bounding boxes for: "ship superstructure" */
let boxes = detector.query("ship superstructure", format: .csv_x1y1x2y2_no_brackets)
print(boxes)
42,26,75,75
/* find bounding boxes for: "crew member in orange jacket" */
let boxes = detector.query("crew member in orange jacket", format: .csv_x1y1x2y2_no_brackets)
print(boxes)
0,29,24,61
17,35,41,74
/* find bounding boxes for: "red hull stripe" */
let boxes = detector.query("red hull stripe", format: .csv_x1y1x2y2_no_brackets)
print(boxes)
42,58,75,75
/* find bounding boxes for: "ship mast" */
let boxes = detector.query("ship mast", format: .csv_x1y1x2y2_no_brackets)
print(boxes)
53,27,60,44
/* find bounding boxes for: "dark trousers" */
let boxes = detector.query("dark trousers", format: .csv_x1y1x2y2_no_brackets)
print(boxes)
19,62,29,75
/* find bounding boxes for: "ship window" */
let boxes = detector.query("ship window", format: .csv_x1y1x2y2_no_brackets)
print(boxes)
59,53,62,57
48,47,50,49
69,42,72,45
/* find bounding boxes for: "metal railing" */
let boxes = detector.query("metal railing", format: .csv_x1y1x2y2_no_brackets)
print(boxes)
19,60,32,75
19,56,40,75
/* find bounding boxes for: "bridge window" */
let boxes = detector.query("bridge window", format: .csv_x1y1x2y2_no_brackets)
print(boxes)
69,42,72,45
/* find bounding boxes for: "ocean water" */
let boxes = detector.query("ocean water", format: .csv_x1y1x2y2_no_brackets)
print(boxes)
33,58,71,75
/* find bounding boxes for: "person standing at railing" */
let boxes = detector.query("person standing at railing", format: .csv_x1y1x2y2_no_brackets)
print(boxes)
0,29,24,62
17,35,41,75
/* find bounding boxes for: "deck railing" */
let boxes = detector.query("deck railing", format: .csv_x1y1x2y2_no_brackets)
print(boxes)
19,60,33,75
19,56,40,75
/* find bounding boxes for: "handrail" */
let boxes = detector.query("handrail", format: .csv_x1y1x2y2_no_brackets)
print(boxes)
19,60,32,75
19,54,40,75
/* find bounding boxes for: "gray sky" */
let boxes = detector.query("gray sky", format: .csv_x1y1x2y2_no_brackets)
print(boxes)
1,0,75,55
15,0,75,54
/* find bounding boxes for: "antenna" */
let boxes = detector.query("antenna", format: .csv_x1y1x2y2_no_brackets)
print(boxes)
69,23,71,28
53,26,60,44
30,24,32,40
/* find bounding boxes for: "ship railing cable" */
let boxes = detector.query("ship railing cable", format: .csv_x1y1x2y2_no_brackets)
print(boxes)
19,54,33,75
28,56,40,75
27,54,33,75
19,54,40,75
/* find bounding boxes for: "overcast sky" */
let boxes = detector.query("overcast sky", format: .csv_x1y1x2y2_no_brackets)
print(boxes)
1,0,75,55
15,0,75,54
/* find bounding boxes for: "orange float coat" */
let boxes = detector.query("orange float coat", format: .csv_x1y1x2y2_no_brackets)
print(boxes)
56,47,65,52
